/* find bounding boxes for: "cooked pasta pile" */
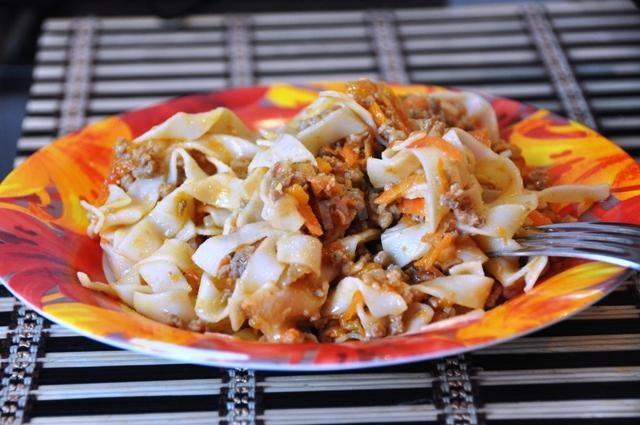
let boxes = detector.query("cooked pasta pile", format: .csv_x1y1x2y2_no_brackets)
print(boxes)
79,80,610,343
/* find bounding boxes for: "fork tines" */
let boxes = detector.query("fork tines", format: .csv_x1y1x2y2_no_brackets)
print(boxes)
491,222,640,271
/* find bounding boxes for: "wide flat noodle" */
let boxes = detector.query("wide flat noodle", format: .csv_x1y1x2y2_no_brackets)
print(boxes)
182,173,246,210
192,222,283,275
297,107,370,155
486,255,548,291
414,275,494,309
367,150,421,190
248,134,316,171
538,184,609,205
134,290,196,324
135,107,255,143
276,234,322,277
381,222,431,267
325,276,407,318
447,128,523,201
429,91,500,142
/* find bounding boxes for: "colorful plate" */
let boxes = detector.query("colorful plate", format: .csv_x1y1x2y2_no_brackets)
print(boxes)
1,83,639,370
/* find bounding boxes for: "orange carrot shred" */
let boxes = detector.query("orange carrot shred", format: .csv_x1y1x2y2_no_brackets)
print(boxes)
184,269,202,287
340,145,361,167
367,102,387,127
374,173,423,205
437,159,450,192
415,232,456,270
398,198,425,215
408,137,463,162
316,157,332,173
285,184,324,236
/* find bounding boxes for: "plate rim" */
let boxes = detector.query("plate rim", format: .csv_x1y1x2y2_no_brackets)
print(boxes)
1,82,636,370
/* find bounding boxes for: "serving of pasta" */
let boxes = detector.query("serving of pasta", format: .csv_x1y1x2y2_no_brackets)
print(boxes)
79,80,610,343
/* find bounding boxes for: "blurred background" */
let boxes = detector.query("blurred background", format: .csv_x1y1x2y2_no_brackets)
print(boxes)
0,0,563,176
1,0,452,175
0,0,640,176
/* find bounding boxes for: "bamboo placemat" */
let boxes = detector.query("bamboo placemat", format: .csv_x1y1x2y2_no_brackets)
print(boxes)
2,1,640,424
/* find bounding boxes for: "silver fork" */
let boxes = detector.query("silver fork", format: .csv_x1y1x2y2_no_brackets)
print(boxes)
488,222,640,270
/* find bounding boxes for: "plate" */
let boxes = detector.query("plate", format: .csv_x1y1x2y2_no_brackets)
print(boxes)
1,82,638,370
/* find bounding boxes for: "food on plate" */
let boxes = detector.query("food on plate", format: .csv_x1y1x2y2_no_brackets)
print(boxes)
79,79,610,343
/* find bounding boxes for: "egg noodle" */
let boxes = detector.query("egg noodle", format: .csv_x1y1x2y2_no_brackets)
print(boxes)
79,80,609,343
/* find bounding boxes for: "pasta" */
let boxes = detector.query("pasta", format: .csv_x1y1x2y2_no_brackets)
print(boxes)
80,80,610,342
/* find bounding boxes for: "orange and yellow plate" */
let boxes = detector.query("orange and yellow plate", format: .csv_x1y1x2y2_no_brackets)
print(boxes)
1,83,638,370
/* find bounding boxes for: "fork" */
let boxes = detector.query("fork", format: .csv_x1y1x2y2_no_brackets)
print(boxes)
488,222,640,271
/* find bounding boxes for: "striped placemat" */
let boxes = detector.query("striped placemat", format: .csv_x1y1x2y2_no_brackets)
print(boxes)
2,1,640,424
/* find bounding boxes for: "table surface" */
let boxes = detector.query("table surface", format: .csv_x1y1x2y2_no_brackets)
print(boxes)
2,0,640,424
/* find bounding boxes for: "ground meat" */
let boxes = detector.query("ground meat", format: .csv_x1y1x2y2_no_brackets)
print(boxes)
413,117,447,137
401,93,478,133
189,150,218,175
389,314,404,335
428,298,458,322
295,104,342,132
269,161,317,200
216,244,258,289
228,244,257,279
367,191,399,229
187,318,206,332
440,183,483,227
119,174,135,191
310,145,369,242
108,137,164,192
492,139,524,164
373,250,393,268
343,168,365,187
230,157,252,178
385,264,408,285
484,282,503,309
404,264,444,284
166,313,183,329
325,242,353,271
524,166,550,190
360,266,387,288
439,99,475,131
131,152,157,179
378,123,408,145
402,94,446,121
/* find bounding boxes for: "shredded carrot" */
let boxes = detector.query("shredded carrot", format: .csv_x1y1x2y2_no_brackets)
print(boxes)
379,83,413,133
436,159,450,192
184,269,202,287
367,102,387,127
415,232,456,270
528,209,553,226
408,137,463,162
285,184,324,236
398,198,425,215
374,173,423,205
316,157,332,173
343,291,363,320
364,135,374,159
340,145,361,167
470,128,492,147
